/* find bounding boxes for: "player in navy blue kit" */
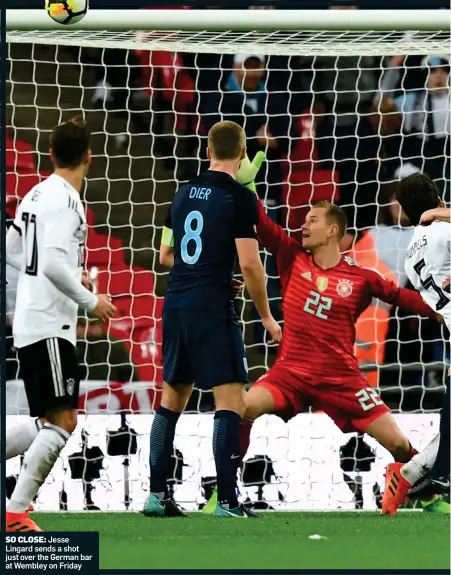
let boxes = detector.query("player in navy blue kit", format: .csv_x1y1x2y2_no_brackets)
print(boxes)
142,121,281,518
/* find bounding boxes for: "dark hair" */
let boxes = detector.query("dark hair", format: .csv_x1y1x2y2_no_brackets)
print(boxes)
208,121,245,161
49,116,90,169
396,173,441,225
314,200,348,240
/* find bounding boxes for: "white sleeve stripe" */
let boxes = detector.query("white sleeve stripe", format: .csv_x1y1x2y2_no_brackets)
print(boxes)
47,338,64,398
46,339,60,397
53,339,65,397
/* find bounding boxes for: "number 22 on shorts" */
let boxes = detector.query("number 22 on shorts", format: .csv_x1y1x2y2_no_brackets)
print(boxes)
355,387,384,411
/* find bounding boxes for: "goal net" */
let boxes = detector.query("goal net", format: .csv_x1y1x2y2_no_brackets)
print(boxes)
5,10,450,512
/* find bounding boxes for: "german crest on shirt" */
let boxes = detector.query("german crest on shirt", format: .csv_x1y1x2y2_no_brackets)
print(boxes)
337,279,353,298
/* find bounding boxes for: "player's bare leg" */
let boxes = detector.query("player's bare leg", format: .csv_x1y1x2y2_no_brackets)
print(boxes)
6,407,76,532
239,385,277,465
142,382,192,518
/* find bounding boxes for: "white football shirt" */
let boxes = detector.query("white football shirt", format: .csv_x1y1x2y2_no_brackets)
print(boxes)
5,263,19,325
404,220,451,332
11,174,88,348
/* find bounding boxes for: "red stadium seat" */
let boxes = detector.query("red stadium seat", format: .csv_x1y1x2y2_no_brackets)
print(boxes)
93,265,155,300
130,321,163,383
85,208,127,268
5,195,19,219
6,137,36,171
6,171,42,201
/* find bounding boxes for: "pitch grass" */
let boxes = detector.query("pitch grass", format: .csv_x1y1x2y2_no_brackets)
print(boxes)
34,511,449,571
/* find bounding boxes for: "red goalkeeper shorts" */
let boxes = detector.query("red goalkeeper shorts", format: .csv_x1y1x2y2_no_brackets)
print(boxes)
253,363,390,433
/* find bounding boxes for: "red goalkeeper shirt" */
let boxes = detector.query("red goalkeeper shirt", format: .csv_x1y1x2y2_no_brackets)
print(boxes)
256,202,436,382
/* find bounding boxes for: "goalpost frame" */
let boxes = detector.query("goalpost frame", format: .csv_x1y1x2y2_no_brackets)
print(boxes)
5,9,451,31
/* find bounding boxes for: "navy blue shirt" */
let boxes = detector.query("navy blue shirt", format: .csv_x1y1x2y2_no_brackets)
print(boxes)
164,170,258,316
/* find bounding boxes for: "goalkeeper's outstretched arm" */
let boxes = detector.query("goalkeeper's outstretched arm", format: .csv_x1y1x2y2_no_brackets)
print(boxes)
237,152,300,266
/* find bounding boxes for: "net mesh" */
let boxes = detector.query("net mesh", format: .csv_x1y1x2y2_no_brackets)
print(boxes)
6,29,451,56
5,30,450,511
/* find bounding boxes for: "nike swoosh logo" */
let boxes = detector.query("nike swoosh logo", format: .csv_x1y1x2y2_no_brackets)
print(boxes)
433,479,450,488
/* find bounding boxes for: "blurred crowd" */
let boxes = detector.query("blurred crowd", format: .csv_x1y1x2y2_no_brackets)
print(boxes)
5,4,450,400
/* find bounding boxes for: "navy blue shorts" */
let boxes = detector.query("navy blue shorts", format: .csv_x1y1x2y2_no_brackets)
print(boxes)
162,308,249,390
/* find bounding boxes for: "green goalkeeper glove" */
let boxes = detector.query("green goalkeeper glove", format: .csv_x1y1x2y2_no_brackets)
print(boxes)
236,151,266,194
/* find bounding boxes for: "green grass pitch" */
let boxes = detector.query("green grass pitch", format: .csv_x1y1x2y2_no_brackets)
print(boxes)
34,511,450,570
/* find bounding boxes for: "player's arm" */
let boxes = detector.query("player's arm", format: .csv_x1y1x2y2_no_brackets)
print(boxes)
160,207,174,268
5,222,23,271
236,152,300,266
43,205,99,312
367,268,438,320
420,207,451,225
234,190,281,343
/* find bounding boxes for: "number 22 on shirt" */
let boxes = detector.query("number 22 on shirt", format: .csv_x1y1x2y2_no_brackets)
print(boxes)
304,290,332,320
181,210,204,265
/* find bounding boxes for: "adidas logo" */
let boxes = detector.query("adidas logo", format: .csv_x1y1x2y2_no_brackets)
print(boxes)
301,271,312,281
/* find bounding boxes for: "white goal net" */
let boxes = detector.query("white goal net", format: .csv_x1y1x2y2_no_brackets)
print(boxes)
5,10,450,512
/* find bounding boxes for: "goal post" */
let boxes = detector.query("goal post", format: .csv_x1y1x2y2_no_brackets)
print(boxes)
6,9,451,55
5,9,450,512
6,8,451,31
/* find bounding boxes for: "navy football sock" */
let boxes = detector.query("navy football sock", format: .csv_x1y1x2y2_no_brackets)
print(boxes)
430,383,450,480
149,406,180,497
213,410,241,509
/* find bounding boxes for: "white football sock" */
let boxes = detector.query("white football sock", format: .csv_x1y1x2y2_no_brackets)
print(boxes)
6,418,43,460
401,433,440,485
7,423,70,513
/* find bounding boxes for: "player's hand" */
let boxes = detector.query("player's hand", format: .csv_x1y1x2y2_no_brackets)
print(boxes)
90,294,116,322
236,151,266,193
261,315,282,344
232,278,244,297
420,207,451,225
82,271,94,292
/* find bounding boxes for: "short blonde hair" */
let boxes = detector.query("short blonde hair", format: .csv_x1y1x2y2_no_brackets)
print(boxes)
314,201,348,240
208,121,245,161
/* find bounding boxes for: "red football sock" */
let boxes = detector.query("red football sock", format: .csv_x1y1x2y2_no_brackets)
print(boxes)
239,417,253,467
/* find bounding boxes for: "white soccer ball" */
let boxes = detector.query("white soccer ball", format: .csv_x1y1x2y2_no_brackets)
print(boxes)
45,0,88,25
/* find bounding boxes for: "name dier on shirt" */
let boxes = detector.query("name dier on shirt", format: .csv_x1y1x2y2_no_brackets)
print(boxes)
189,187,211,201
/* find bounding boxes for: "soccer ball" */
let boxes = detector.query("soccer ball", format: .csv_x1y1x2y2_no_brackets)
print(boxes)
45,0,88,25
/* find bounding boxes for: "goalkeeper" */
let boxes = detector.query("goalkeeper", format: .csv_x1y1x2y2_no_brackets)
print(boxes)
231,152,449,515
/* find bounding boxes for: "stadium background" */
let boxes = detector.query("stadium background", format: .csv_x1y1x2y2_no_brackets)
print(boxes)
4,3,450,517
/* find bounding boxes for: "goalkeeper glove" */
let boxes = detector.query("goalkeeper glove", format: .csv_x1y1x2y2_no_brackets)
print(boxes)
236,151,266,194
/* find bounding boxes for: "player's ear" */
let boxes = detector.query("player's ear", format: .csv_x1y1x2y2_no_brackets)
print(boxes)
85,149,92,165
439,199,444,208
330,223,339,238
206,147,211,160
240,147,247,160
49,148,55,164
